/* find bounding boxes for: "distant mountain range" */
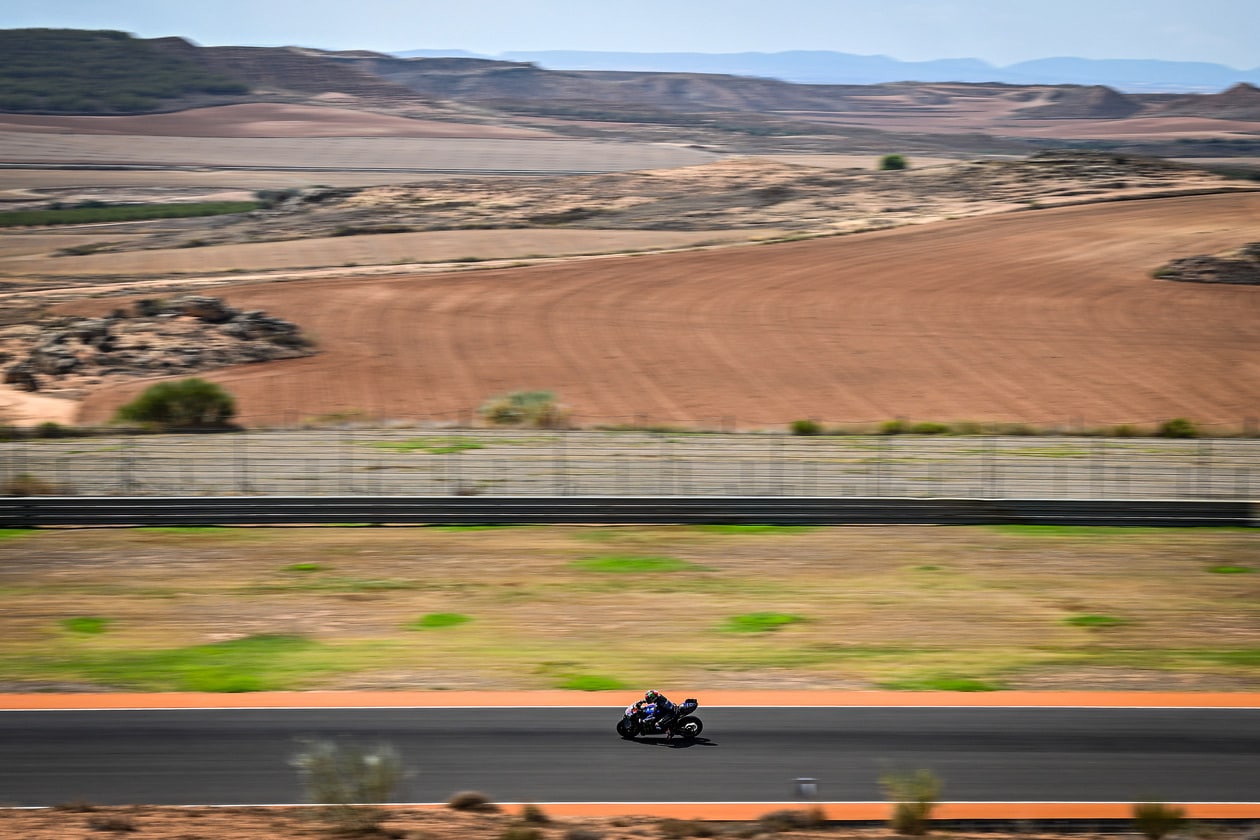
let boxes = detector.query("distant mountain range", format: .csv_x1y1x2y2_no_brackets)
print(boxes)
395,49,1260,93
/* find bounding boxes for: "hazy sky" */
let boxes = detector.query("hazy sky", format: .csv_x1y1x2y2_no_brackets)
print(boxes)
6,0,1259,68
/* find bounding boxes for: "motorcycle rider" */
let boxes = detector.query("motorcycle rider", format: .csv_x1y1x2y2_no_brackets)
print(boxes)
635,689,678,737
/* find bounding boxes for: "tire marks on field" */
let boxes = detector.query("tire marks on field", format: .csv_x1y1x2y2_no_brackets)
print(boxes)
75,193,1260,428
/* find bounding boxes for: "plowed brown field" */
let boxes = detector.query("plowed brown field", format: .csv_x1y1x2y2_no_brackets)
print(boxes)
73,193,1260,428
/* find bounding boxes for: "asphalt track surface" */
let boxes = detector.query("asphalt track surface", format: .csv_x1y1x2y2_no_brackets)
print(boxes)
3,706,1259,808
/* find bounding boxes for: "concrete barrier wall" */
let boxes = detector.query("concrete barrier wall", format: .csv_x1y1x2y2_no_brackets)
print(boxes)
0,496,1253,528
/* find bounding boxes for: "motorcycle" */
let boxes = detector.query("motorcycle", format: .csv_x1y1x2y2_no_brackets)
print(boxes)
616,698,703,739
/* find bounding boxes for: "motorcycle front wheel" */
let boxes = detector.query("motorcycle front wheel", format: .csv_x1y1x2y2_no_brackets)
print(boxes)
616,718,638,739
677,715,703,738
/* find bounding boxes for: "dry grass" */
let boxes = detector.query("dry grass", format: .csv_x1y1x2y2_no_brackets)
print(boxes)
0,525,1255,692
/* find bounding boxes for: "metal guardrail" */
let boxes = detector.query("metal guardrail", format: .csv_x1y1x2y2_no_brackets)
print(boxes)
1,496,1252,528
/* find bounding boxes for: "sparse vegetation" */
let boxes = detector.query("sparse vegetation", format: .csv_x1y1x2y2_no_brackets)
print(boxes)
1065,614,1127,629
447,791,499,813
0,29,247,114
61,616,111,635
1157,417,1199,438
292,738,402,835
758,808,827,833
723,612,805,633
0,201,258,227
880,769,942,835
1,472,69,496
790,418,822,436
480,390,570,429
879,154,909,171
406,612,472,630
570,554,703,573
113,378,236,429
1132,802,1186,840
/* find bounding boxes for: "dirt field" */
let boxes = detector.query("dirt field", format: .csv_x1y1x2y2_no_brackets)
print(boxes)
53,192,1260,429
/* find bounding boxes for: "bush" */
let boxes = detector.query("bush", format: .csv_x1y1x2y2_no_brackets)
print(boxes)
448,790,499,812
519,803,550,824
87,813,137,832
789,418,822,436
291,738,402,835
1133,802,1186,839
659,817,717,837
1157,417,1199,439
759,807,826,832
880,769,941,835
564,829,604,840
879,154,909,171
910,421,951,435
880,419,908,435
500,827,543,840
113,378,236,429
479,390,569,429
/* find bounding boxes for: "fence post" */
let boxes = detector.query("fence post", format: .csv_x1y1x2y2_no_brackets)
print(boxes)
236,431,249,495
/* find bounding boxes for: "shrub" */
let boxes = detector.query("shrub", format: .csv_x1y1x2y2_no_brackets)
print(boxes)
519,803,550,824
564,829,604,840
291,738,402,835
113,378,236,429
880,419,908,435
910,421,950,435
759,807,826,832
1157,417,1198,438
1133,802,1186,839
34,421,74,438
880,769,941,835
87,813,137,832
479,390,569,429
1112,424,1140,438
659,817,717,837
790,418,822,436
500,827,543,840
879,154,909,171
448,790,499,812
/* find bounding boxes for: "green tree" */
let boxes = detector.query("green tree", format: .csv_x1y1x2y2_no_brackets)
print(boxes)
879,154,909,171
113,378,236,429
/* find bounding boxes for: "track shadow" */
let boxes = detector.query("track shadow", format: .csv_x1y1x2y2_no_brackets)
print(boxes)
626,736,718,749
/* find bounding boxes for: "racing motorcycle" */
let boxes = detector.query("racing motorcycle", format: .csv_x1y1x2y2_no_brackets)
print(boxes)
616,698,703,739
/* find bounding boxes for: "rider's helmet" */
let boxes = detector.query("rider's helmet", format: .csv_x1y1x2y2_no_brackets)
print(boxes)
645,690,660,702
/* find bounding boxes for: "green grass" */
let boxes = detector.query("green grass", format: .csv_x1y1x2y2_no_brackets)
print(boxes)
569,554,706,573
283,563,326,573
0,528,37,541
370,437,485,455
723,612,806,633
407,612,472,630
0,202,259,227
557,674,626,691
25,634,329,692
1208,565,1254,574
1065,614,1127,629
61,616,111,635
878,676,1003,691
242,577,419,594
690,524,817,535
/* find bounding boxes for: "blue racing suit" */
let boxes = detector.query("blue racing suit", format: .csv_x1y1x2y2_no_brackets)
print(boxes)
636,695,678,732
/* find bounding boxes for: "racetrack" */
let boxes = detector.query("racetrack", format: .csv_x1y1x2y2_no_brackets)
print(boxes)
3,703,1258,810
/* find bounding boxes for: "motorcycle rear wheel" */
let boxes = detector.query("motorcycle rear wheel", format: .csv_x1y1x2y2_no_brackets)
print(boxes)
677,715,703,738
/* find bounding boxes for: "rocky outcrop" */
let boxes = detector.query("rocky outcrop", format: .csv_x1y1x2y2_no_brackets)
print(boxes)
0,297,316,396
1156,243,1260,285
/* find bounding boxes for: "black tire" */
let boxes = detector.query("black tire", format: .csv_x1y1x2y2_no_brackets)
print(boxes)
677,715,703,738
616,718,638,739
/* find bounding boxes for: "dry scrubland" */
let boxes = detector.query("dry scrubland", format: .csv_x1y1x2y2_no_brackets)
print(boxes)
1,525,1256,693
0,807,1183,840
